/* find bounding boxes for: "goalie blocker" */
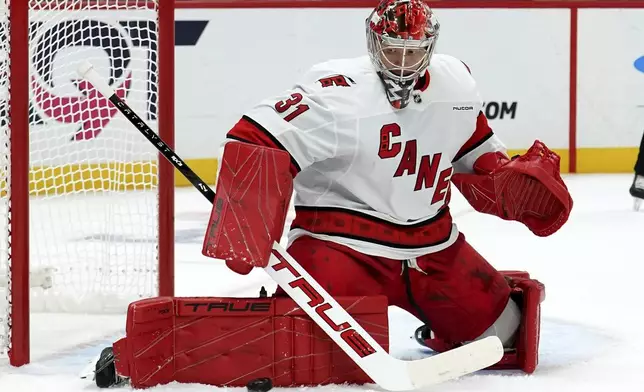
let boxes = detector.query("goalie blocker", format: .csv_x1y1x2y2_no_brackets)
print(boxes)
202,141,293,274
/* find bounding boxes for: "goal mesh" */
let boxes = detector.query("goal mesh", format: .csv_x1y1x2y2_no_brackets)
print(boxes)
0,0,163,361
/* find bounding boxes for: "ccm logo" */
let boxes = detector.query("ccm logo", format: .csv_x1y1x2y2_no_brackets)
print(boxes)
271,250,376,358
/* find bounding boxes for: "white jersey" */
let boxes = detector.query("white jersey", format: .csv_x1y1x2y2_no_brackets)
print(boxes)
226,54,506,260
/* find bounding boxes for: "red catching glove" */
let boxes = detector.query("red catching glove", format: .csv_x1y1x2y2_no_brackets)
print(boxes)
451,140,573,237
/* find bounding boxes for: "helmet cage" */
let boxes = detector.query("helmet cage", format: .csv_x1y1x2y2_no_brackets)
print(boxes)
368,33,437,84
365,0,440,108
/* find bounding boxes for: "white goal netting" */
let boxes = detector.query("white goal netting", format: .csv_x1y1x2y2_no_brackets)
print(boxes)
0,0,163,362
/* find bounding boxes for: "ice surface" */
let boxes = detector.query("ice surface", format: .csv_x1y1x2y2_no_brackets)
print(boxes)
1,174,643,391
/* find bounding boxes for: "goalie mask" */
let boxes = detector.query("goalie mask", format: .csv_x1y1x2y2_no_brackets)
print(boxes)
366,0,440,109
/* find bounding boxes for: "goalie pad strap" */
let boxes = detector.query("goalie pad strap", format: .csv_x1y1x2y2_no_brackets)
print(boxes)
112,296,389,388
202,141,293,272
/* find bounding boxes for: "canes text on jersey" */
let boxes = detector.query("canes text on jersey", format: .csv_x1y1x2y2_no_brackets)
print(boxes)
378,123,453,203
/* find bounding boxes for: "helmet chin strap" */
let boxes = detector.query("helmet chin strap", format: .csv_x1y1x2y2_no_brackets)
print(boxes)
380,73,418,109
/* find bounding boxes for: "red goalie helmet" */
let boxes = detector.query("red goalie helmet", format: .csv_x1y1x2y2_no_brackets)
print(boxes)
366,0,440,108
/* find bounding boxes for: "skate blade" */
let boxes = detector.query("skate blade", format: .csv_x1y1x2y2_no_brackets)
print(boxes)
79,352,101,379
634,198,642,212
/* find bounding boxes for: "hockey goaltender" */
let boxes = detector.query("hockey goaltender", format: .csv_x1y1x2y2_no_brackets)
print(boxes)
92,0,570,388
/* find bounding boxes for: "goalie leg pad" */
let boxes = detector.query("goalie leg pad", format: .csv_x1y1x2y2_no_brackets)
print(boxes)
490,271,546,374
420,271,545,374
202,141,293,274
112,295,389,389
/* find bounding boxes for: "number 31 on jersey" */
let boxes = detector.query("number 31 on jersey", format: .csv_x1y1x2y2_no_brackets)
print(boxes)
274,93,309,122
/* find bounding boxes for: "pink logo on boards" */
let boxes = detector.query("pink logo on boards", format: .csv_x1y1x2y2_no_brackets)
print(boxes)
31,73,131,141
29,19,134,141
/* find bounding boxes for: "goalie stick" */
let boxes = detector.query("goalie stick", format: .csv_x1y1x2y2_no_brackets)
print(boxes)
77,61,503,391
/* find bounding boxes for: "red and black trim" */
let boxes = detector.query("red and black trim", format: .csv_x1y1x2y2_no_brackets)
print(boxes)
291,206,453,249
452,111,494,163
226,115,302,176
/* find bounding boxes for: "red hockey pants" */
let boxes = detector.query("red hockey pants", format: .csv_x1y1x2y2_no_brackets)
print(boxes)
276,233,511,343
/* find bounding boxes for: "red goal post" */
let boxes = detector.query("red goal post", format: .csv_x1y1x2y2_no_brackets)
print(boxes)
3,0,175,367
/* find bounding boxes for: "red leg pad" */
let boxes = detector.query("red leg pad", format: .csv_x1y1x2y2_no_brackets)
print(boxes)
421,271,545,374
112,295,389,389
112,297,175,386
489,271,546,373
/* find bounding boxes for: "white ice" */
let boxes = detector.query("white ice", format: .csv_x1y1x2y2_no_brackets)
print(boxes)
1,173,643,392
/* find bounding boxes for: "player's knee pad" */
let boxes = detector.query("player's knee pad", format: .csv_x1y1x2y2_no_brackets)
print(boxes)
418,271,545,374
111,295,389,388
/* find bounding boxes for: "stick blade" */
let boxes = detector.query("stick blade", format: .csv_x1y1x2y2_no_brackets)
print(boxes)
406,336,504,388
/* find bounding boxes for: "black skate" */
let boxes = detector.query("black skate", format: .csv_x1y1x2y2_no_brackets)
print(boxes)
414,324,431,347
630,174,644,211
94,346,128,388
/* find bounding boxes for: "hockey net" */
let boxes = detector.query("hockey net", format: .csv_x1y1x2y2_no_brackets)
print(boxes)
0,0,173,366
